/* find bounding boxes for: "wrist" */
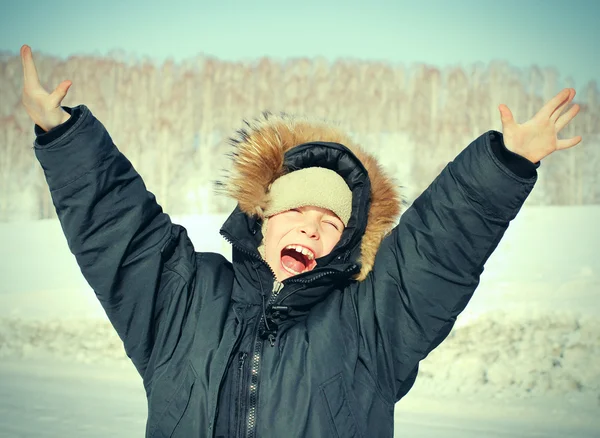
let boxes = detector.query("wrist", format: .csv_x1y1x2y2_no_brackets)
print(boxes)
60,110,71,125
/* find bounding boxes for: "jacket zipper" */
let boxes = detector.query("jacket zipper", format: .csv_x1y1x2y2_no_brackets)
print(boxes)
220,230,282,437
235,352,248,437
220,229,356,438
244,279,283,438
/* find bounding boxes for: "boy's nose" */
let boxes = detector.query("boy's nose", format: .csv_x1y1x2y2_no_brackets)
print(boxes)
299,221,319,239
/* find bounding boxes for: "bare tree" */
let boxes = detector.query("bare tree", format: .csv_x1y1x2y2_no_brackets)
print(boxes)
2,51,600,222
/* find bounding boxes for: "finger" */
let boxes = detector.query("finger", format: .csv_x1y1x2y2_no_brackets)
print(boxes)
550,88,575,122
49,80,72,106
557,136,582,150
20,45,41,89
539,88,571,120
498,104,515,127
555,104,580,132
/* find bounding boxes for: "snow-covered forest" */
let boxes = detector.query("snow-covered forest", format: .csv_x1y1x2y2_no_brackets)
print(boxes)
1,52,599,222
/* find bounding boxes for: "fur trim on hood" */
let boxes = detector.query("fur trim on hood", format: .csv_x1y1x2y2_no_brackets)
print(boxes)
218,112,402,281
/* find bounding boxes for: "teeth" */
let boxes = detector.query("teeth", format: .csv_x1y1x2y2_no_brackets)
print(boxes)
285,244,315,260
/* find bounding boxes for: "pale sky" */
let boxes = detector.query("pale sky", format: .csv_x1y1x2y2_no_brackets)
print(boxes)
1,0,599,87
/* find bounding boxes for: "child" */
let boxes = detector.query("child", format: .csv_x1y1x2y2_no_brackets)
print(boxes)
20,45,581,437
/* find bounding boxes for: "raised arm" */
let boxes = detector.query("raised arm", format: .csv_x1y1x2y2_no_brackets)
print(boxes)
355,89,582,402
21,45,197,380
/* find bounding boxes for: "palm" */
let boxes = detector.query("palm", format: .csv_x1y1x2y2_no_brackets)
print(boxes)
499,88,582,163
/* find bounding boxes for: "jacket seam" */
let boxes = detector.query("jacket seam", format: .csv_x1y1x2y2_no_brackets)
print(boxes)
319,374,343,438
142,273,195,391
449,164,505,222
319,373,364,438
48,149,114,193
349,284,395,407
148,361,197,438
121,224,173,266
162,229,197,285
163,260,192,285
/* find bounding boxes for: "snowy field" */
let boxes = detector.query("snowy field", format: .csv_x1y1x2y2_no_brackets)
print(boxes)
0,206,599,437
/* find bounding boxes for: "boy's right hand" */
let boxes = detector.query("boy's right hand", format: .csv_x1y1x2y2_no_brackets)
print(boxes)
20,45,72,132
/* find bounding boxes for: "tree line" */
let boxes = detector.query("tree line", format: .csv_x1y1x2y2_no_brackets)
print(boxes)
1,51,598,221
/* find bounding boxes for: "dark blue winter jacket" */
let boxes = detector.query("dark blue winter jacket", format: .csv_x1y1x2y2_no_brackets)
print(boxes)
34,105,538,437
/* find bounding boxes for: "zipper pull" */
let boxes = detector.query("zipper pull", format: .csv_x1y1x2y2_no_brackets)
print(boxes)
267,305,290,321
238,352,247,370
272,280,284,296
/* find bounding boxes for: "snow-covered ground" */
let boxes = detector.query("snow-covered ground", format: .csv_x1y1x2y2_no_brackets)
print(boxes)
1,206,599,437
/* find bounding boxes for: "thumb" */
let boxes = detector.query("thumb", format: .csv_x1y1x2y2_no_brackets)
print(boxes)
498,104,515,128
49,80,72,107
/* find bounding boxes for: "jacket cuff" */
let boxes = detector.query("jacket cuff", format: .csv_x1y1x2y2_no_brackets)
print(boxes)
488,131,540,179
450,130,538,222
34,106,81,146
34,105,117,191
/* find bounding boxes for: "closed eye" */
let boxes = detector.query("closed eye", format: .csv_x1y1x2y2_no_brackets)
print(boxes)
324,220,341,231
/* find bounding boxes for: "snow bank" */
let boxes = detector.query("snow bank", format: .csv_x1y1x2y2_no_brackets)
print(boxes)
1,311,598,402
417,310,600,399
1,207,598,403
0,317,127,363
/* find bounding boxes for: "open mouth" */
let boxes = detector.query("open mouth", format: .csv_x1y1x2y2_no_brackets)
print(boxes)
280,244,317,276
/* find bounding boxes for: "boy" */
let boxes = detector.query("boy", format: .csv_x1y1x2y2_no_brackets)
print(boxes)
20,45,581,437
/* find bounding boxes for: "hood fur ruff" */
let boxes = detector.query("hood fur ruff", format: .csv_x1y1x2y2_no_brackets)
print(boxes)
219,112,402,281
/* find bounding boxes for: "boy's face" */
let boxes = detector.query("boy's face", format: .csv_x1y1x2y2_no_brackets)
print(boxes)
264,206,345,281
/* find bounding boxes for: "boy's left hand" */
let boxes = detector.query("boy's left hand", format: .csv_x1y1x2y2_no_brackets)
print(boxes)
498,88,582,164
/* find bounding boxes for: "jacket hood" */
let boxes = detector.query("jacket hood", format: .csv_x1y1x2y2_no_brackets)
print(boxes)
218,112,402,281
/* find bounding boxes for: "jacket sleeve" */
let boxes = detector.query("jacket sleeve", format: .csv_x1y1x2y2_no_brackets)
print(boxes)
354,130,538,403
33,105,197,380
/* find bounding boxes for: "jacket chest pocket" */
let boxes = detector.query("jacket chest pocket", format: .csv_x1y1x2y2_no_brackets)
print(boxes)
149,364,197,438
319,373,363,438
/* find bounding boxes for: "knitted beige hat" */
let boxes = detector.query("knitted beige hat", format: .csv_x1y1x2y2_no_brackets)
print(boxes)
264,167,352,225
258,167,352,259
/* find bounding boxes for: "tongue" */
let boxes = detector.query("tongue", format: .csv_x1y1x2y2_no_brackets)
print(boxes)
281,253,306,273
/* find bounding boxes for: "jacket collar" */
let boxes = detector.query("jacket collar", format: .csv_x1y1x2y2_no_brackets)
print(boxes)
219,141,373,322
220,205,359,320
